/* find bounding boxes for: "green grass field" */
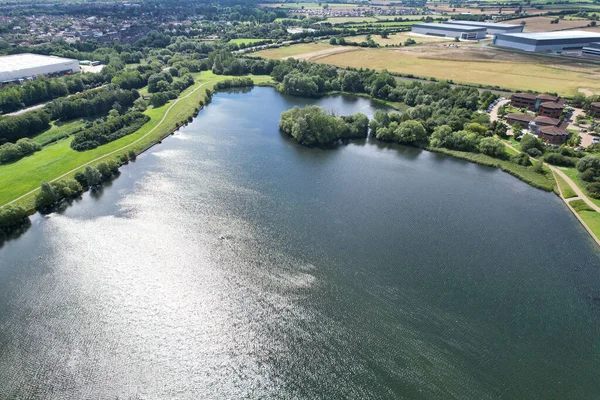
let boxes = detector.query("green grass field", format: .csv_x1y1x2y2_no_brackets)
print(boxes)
555,172,577,198
561,167,600,208
0,72,273,211
569,198,600,240
32,119,88,147
229,38,270,45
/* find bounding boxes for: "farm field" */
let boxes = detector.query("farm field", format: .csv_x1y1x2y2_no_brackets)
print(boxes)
322,16,379,24
255,43,600,95
255,42,336,59
345,33,451,45
509,16,600,32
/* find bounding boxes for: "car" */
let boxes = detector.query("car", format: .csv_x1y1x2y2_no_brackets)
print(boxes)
592,137,600,144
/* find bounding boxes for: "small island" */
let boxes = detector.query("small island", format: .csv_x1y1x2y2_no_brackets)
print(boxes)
279,105,368,146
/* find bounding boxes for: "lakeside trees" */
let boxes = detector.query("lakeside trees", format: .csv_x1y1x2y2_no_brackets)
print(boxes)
279,106,368,145
70,111,150,151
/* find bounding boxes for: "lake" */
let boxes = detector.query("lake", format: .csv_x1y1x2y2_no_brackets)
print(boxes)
1,87,599,399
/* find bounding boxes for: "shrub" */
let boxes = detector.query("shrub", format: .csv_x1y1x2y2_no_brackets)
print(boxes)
543,153,575,167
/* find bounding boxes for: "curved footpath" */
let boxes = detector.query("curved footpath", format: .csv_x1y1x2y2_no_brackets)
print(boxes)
490,101,600,246
1,80,214,209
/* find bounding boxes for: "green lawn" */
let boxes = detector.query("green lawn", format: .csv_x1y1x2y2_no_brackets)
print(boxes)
229,38,270,45
561,167,600,208
0,72,273,211
555,172,577,198
32,119,88,146
569,199,600,240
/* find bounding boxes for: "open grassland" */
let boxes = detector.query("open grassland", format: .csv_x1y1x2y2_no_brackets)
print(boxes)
345,33,451,45
229,38,270,45
254,42,342,59
256,43,600,95
0,72,272,210
509,16,600,32
322,17,379,24
31,119,87,147
555,172,577,198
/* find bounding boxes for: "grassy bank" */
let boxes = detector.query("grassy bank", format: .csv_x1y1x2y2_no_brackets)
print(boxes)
555,173,577,198
429,147,555,192
569,199,600,240
0,72,272,211
561,167,600,208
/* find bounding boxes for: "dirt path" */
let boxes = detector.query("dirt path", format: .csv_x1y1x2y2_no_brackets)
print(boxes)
1,80,214,209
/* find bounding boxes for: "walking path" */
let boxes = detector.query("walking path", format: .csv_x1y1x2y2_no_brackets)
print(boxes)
1,79,214,209
489,101,600,244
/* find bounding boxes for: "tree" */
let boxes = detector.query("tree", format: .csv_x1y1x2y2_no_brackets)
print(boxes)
395,120,427,145
520,134,543,155
35,181,58,210
84,166,102,187
478,137,506,158
0,205,28,231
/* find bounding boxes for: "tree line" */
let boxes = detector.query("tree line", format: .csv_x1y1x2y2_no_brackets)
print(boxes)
70,111,150,151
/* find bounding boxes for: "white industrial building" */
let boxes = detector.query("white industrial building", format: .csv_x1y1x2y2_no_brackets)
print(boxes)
445,20,524,35
493,31,600,52
0,53,80,84
411,23,486,40
583,42,600,57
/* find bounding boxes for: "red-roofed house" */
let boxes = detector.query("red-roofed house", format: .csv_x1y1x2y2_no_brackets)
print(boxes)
538,125,568,145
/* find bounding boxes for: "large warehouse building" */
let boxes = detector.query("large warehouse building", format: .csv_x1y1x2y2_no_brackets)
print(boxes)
583,42,600,57
445,20,524,35
493,31,600,52
411,23,486,40
0,53,80,84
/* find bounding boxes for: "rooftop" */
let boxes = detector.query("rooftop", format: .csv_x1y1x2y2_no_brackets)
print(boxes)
0,53,78,73
539,101,564,110
447,20,523,29
533,115,561,125
497,30,600,40
412,23,486,32
539,126,568,136
513,92,536,99
507,113,534,122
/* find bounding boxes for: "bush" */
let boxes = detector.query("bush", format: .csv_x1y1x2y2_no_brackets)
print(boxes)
511,152,532,166
543,153,575,167
526,148,543,158
478,137,506,159
587,182,600,199
520,135,544,155
70,112,150,151
0,205,28,231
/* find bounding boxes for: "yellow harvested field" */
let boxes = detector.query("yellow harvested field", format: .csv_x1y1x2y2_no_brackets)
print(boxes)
510,16,600,32
257,43,335,59
255,43,600,95
345,33,452,46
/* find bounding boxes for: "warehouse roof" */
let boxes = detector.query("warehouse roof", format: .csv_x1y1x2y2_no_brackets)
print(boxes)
497,30,600,40
412,23,486,32
585,42,600,50
0,53,77,71
446,20,523,29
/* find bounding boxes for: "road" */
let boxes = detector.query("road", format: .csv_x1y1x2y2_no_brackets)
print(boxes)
1,79,214,209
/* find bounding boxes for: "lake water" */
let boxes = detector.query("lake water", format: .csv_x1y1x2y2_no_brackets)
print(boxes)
1,87,599,399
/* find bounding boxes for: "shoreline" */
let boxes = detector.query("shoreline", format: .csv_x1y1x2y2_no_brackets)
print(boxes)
7,84,600,248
